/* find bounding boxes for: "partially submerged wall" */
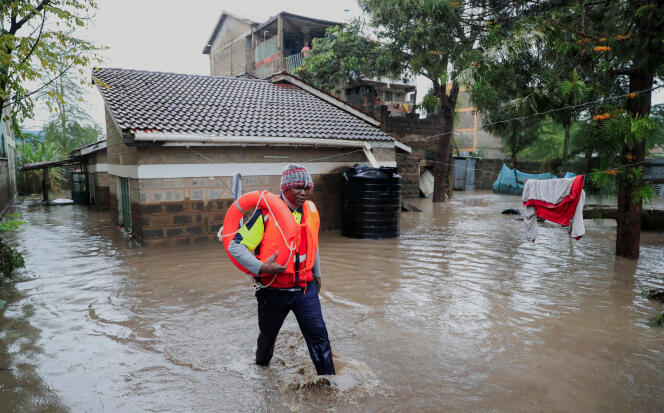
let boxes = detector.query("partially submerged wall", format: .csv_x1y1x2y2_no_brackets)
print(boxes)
0,112,16,216
131,145,391,246
104,121,397,245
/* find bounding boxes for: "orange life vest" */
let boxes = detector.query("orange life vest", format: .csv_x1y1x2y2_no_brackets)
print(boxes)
257,200,320,288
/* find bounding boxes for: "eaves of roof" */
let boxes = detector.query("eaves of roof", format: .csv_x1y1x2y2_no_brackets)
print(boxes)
251,11,340,35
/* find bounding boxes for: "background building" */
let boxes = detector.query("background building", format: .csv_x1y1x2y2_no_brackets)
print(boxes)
203,11,416,116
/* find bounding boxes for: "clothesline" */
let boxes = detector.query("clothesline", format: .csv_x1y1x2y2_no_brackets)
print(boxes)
403,153,648,179
399,84,664,145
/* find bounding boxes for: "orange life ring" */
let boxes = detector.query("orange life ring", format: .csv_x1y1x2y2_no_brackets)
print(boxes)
221,190,297,276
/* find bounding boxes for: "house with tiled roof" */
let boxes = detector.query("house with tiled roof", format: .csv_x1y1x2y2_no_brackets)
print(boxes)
92,67,409,246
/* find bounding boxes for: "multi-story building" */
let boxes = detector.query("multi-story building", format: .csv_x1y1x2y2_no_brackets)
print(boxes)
202,11,416,115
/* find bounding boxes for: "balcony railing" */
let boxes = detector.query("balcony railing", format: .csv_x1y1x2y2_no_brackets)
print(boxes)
255,52,306,79
285,52,304,73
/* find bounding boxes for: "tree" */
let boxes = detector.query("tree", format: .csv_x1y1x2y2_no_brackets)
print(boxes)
42,118,101,152
471,0,664,258
299,20,391,97
15,139,64,194
37,43,102,152
0,1,101,124
542,1,663,259
358,0,493,202
464,30,547,168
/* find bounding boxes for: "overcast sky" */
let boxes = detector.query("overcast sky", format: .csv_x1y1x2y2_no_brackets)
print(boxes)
26,0,363,129
25,0,663,130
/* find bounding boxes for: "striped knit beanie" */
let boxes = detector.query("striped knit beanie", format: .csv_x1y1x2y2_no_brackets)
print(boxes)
280,163,313,192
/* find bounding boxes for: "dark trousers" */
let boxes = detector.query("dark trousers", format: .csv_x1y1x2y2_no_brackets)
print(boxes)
255,280,335,375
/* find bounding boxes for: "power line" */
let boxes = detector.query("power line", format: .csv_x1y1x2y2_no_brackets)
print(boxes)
400,84,664,144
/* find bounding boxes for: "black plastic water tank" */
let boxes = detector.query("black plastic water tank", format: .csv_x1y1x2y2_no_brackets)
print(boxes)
341,166,402,239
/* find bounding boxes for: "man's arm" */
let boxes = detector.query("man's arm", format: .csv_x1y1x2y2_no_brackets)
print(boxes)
228,242,263,275
227,209,285,275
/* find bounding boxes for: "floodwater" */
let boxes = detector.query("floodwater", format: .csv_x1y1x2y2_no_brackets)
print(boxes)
1,192,663,412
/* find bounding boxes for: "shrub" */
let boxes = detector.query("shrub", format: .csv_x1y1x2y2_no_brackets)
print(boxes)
0,214,26,281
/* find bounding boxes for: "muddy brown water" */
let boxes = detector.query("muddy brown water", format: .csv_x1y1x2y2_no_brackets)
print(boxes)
1,192,663,412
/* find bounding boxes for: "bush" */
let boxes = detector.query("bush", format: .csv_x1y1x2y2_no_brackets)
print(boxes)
0,238,25,280
0,214,26,281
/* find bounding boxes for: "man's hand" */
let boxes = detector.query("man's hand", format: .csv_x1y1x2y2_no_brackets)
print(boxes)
314,277,321,293
260,251,287,274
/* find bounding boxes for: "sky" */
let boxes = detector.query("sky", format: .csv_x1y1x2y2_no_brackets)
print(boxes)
24,0,663,130
26,0,364,129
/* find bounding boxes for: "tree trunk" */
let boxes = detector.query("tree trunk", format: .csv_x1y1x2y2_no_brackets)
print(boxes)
562,121,571,158
42,168,50,204
615,70,652,259
510,129,518,169
433,81,459,202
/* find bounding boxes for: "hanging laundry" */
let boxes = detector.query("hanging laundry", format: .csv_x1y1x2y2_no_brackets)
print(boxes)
522,175,586,242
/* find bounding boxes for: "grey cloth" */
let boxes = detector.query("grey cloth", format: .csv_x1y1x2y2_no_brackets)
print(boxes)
521,177,586,242
228,242,321,278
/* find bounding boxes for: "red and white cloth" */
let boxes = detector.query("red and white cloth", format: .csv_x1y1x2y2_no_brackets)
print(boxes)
522,175,586,242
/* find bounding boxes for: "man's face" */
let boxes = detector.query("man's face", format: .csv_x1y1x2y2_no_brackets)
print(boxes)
283,186,312,208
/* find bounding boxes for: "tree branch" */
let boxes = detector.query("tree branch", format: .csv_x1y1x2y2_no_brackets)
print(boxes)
16,13,45,68
610,67,638,76
1,58,76,110
10,0,51,34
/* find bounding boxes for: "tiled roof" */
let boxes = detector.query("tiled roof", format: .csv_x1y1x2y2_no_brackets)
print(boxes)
93,68,392,142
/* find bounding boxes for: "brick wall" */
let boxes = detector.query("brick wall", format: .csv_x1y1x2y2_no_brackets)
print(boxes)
103,137,383,245
378,112,449,199
131,172,343,247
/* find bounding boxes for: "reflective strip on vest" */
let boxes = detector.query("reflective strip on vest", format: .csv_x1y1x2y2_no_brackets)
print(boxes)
293,253,306,263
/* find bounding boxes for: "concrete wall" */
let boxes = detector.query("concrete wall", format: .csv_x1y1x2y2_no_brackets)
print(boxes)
0,160,10,215
128,145,391,246
87,151,110,210
0,110,16,216
106,109,137,226
209,16,253,77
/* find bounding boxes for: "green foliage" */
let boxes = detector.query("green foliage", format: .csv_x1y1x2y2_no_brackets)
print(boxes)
43,119,101,153
0,238,24,280
421,91,441,115
0,219,25,232
0,213,25,280
298,20,389,95
0,1,103,125
649,312,664,328
519,118,566,161
35,43,102,152
15,139,65,194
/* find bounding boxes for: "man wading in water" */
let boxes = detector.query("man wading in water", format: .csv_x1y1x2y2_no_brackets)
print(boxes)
227,164,335,375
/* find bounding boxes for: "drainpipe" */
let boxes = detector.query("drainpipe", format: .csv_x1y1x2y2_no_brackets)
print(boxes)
133,133,383,167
